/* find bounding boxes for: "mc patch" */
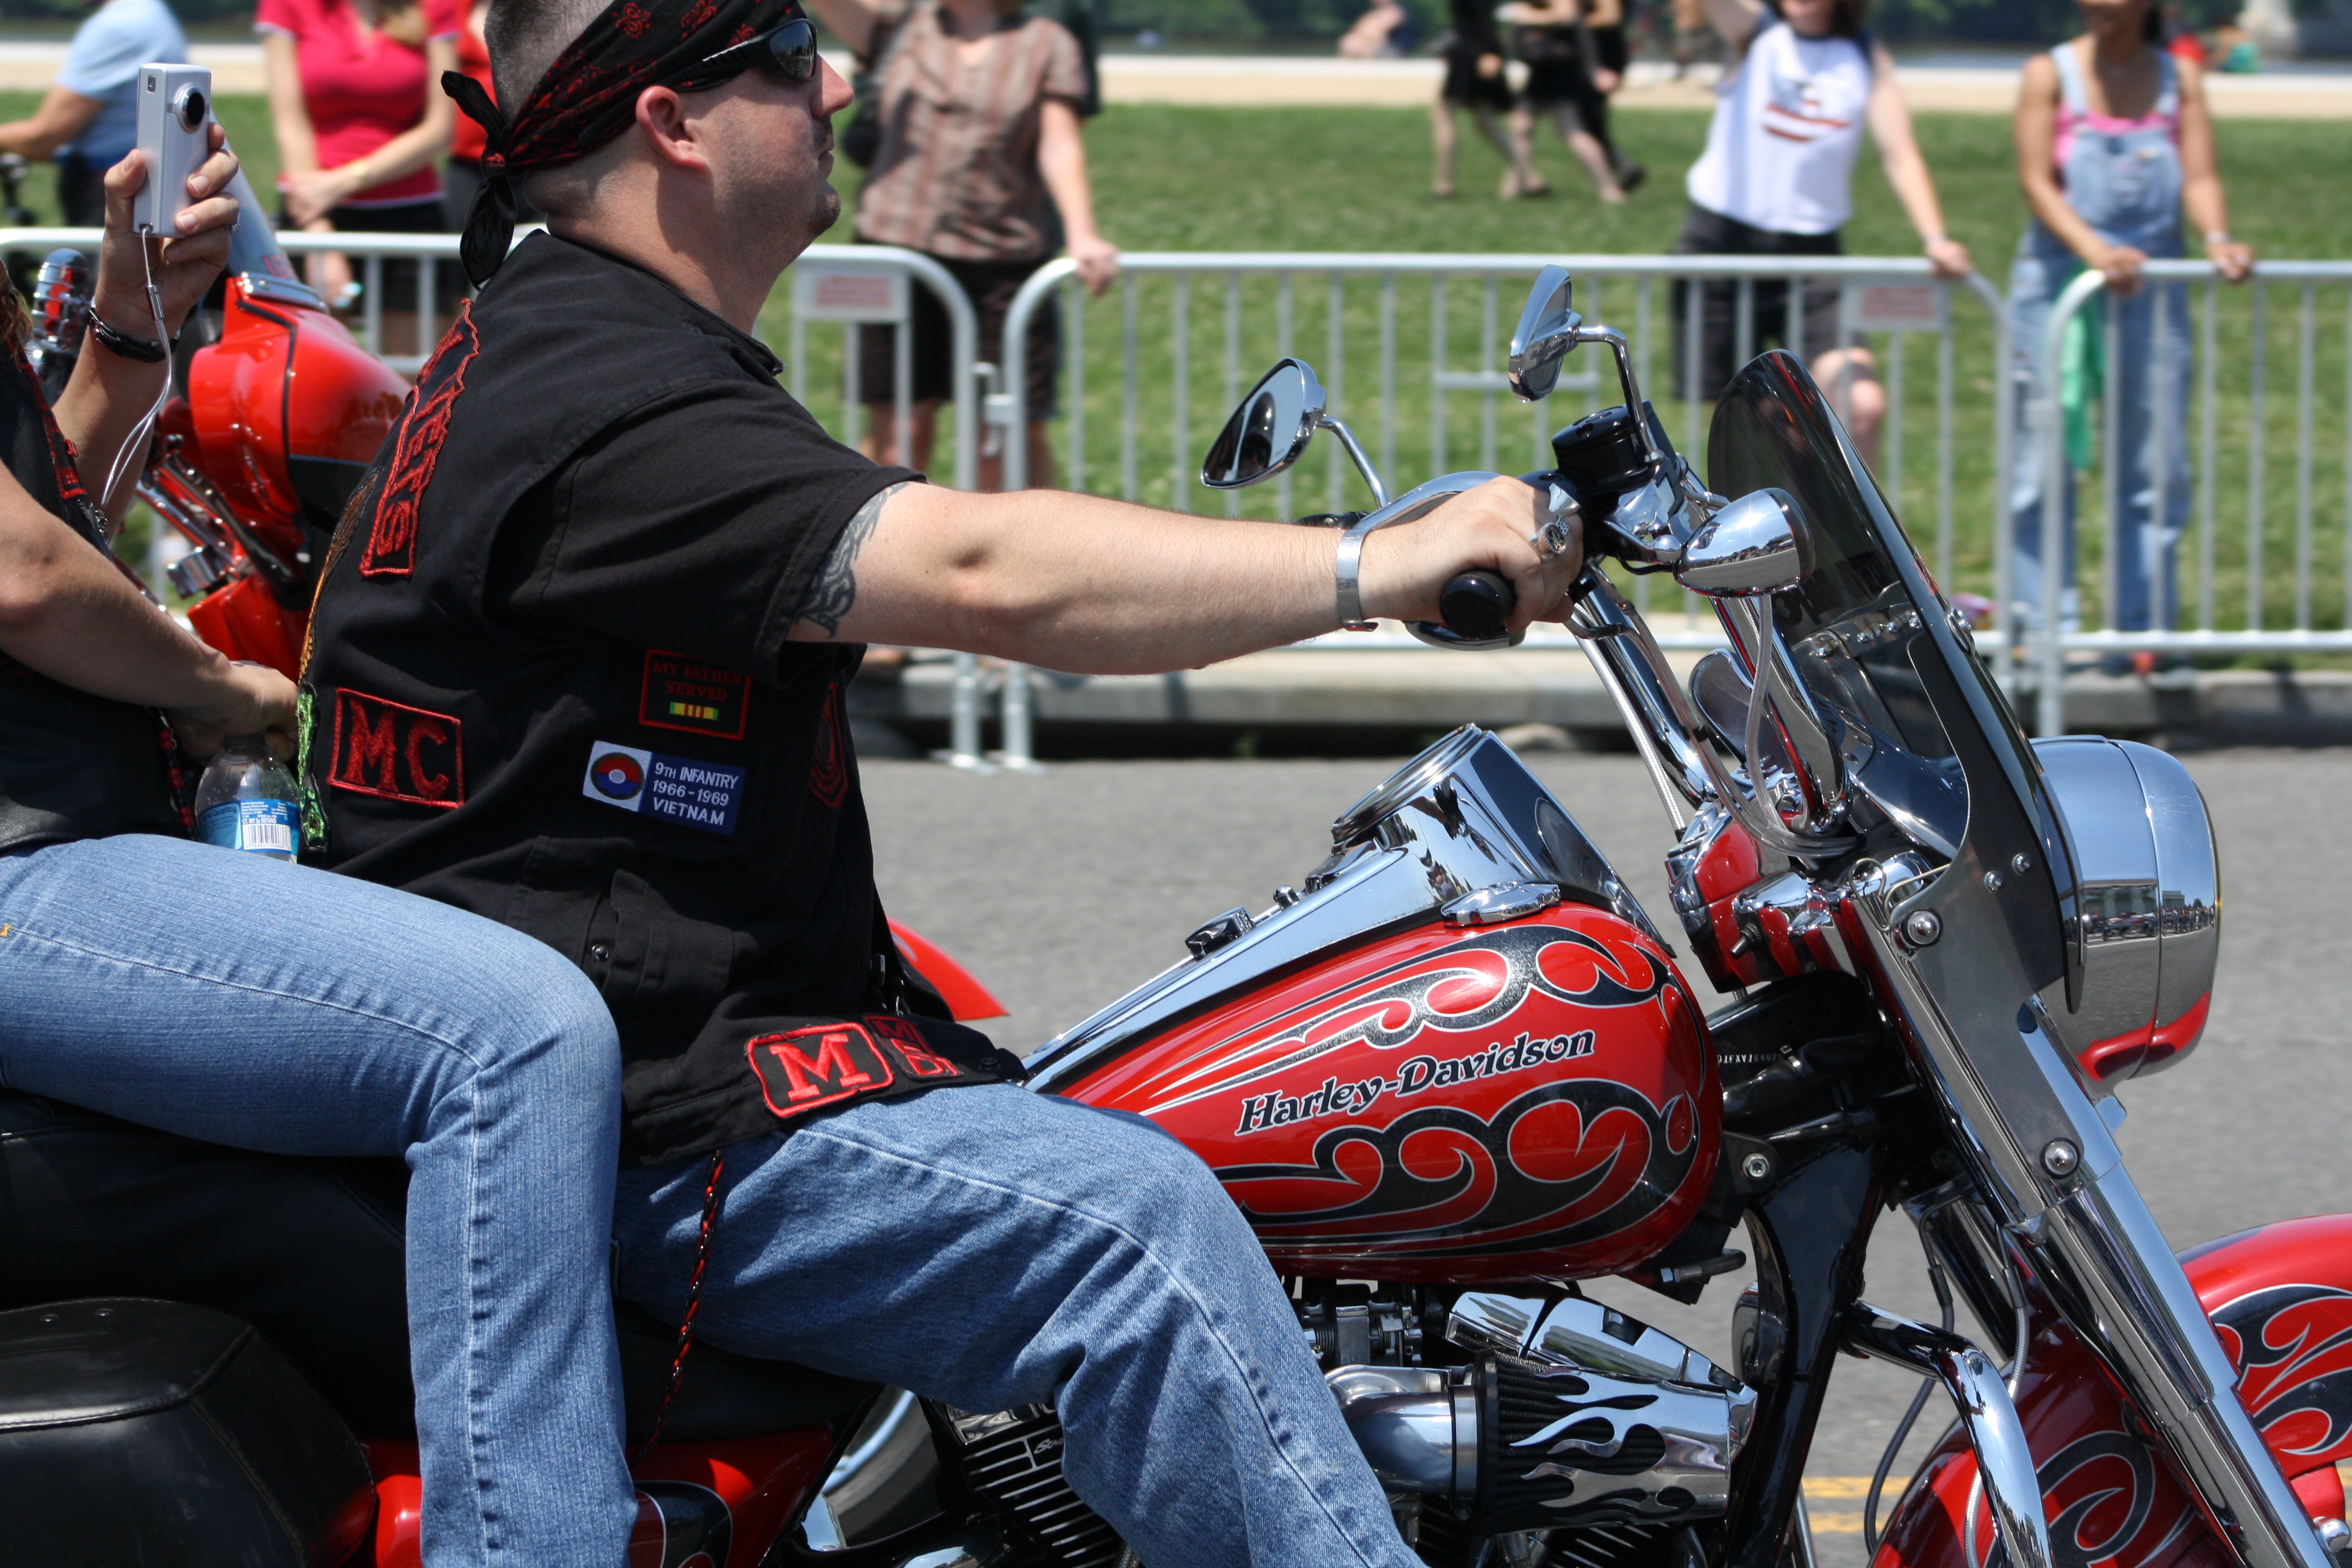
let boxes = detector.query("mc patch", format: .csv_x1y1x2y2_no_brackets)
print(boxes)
639,650,750,740
330,689,464,808
581,740,744,835
746,1022,898,1118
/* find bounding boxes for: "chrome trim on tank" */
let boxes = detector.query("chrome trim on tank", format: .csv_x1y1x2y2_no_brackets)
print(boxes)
238,270,326,309
1443,881,1563,927
1024,728,1668,1089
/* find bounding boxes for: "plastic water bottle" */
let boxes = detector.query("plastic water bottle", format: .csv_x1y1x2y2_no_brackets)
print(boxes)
194,737,301,862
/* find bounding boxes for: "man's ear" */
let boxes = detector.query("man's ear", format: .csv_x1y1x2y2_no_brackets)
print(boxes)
633,85,711,172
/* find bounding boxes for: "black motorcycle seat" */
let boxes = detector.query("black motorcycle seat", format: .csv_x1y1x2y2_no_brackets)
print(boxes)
0,1297,376,1565
0,1090,876,1445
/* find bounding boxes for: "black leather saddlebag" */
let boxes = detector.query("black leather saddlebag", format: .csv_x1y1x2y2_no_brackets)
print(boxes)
0,1298,375,1566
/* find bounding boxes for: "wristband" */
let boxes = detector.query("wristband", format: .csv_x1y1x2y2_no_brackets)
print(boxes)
2204,230,2233,245
1336,518,1376,630
89,313,165,363
1924,234,1950,247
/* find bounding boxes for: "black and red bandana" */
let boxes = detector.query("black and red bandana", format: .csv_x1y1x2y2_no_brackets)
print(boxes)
442,0,802,286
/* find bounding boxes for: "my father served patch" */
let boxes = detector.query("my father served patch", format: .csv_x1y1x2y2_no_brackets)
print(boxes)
641,650,750,740
581,740,745,835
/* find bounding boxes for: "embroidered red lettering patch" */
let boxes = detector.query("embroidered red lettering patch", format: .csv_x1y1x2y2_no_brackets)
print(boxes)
362,305,480,578
808,681,849,810
639,650,750,740
330,689,465,808
746,1023,898,1119
869,1014,970,1081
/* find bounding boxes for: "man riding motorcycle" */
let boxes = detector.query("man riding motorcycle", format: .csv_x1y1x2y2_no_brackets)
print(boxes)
298,0,1587,1561
0,134,639,1564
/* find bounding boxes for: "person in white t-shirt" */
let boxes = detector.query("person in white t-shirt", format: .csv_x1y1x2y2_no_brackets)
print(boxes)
0,0,186,226
1674,0,1967,467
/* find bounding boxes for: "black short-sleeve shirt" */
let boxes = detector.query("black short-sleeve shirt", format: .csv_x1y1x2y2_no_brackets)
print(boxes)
485,377,908,679
301,236,1012,1167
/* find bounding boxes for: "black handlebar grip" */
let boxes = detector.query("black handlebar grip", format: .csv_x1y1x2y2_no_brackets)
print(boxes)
1439,570,1516,641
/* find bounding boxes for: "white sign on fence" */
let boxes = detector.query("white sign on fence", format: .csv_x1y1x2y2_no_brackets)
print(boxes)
792,263,910,324
1844,282,1950,332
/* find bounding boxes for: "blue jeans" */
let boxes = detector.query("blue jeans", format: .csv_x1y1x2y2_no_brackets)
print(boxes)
2008,240,2193,634
0,834,637,1567
615,1084,1420,1568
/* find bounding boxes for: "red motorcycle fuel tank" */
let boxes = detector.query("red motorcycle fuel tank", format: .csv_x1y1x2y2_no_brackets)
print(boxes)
188,272,406,540
167,273,408,677
1032,727,1719,1285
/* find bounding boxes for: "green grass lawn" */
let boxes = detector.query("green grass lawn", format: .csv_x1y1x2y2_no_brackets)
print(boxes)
5,91,2343,637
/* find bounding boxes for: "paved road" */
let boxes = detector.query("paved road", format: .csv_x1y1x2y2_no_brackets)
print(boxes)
867,746,2352,1561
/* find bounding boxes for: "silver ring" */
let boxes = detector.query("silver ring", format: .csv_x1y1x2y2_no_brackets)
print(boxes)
1532,480,1578,559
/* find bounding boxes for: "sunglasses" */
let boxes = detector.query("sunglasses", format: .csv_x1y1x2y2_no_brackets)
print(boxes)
670,16,820,93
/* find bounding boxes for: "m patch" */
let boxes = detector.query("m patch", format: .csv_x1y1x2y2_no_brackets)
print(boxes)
330,689,464,807
743,1016,998,1126
639,650,750,739
745,1022,898,1118
581,740,745,835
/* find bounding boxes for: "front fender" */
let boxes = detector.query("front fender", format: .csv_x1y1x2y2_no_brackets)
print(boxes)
1875,1214,2352,1568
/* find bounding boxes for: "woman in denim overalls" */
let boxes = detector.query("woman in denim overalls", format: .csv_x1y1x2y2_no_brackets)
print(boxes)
2008,0,2253,640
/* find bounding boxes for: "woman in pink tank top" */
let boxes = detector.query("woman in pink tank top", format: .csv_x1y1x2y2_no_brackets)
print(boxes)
2005,0,2253,642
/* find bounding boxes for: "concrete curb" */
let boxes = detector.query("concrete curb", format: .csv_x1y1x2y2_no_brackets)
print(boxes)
857,648,2352,751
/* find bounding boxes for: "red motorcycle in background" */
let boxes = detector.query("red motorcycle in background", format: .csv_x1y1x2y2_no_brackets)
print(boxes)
3,227,2347,1568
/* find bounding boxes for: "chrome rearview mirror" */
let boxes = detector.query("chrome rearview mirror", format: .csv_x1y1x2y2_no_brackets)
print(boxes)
1203,358,1324,490
1508,264,1583,403
1202,356,1392,506
1674,488,1810,598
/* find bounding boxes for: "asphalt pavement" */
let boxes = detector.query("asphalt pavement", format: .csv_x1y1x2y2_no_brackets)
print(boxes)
866,745,2352,1562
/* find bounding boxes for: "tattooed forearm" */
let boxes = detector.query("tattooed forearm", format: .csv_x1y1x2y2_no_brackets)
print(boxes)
797,481,904,638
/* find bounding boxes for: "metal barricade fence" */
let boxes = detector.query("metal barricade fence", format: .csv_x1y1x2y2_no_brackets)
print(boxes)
2027,260,2352,733
985,252,2009,770
24,217,2339,756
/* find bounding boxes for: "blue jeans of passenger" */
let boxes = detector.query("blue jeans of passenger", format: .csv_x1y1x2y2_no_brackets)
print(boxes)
0,834,637,1568
615,1083,1422,1568
2008,252,2192,635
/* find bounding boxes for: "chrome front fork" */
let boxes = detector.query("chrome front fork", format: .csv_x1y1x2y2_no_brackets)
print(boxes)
1836,881,2336,1568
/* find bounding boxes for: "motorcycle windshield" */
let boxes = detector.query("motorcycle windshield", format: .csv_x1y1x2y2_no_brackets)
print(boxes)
1705,351,2078,1002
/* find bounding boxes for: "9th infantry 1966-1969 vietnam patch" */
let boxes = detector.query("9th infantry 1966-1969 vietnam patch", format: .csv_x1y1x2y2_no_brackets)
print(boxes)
582,740,745,835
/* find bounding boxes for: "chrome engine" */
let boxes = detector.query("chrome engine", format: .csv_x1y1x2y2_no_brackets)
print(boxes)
1328,1292,1757,1541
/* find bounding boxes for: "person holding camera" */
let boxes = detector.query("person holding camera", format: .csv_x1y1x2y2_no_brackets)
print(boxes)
0,130,637,1567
